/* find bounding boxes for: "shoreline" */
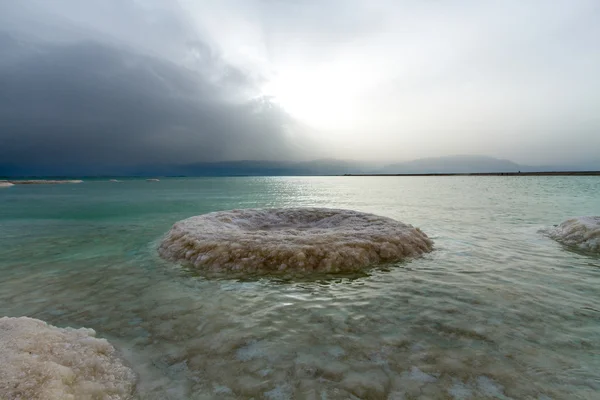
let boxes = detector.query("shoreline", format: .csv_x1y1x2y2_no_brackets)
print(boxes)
343,171,600,177
1,179,83,185
2,171,599,180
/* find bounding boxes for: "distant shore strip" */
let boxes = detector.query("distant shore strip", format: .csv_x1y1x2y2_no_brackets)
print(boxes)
343,171,600,177
1,180,83,184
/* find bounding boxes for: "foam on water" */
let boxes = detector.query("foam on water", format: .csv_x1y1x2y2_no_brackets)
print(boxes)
549,216,600,252
0,317,136,400
158,208,433,273
0,182,14,188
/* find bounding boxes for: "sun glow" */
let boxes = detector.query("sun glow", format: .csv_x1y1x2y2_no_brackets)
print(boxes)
261,64,367,129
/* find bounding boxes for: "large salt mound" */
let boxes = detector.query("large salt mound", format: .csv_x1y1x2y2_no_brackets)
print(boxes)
0,317,136,400
549,216,600,253
158,208,433,273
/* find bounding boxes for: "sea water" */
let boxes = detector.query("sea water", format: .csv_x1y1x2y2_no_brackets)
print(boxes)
0,176,598,399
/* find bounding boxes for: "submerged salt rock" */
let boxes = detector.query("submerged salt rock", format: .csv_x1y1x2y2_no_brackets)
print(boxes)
0,316,136,400
158,208,433,273
549,216,600,253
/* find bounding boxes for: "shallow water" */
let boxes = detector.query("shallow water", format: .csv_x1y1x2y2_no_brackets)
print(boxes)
0,176,599,399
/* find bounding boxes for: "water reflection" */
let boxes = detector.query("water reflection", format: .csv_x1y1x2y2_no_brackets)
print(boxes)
0,177,599,399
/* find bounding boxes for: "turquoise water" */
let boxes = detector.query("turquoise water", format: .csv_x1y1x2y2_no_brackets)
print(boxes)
0,177,599,399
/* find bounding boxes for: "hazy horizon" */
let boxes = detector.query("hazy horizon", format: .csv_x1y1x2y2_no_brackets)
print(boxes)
3,154,600,178
1,1,599,169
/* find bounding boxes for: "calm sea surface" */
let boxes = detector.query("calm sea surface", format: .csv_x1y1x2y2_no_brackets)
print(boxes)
0,177,599,399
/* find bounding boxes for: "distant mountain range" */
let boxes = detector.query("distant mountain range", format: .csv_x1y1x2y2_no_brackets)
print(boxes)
0,159,378,178
171,159,379,176
1,155,599,177
380,155,520,174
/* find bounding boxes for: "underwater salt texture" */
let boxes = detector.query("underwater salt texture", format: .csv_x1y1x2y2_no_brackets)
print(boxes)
0,176,599,399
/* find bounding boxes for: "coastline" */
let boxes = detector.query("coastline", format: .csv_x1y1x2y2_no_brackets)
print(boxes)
1,172,599,181
1,180,84,184
343,171,600,177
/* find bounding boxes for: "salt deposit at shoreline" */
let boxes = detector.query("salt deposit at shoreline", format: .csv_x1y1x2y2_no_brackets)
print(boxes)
0,316,136,400
6,180,83,185
159,208,433,273
549,216,600,252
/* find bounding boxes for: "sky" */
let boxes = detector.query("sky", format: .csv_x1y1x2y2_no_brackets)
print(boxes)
1,0,599,171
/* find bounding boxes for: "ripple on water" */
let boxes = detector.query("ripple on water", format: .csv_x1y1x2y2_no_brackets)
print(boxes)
4,258,598,399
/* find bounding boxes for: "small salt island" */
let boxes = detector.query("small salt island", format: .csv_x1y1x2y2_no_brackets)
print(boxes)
549,216,600,253
6,180,83,185
159,208,433,273
0,316,136,400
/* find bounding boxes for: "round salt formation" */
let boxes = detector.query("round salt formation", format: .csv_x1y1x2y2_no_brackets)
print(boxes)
549,216,600,253
0,317,136,400
159,208,433,273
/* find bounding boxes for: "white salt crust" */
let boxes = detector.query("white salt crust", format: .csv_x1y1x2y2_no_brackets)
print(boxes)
0,317,136,400
158,208,433,273
549,216,600,253
3,180,83,185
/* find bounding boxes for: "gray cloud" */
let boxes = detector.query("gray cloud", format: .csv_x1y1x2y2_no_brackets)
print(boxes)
0,1,316,172
1,0,599,171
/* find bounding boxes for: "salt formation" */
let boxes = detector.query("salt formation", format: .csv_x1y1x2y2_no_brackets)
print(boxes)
5,180,83,185
159,208,433,273
549,216,600,252
0,181,14,188
0,317,136,400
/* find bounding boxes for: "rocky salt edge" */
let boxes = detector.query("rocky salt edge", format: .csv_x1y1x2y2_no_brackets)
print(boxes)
0,317,136,400
158,208,433,273
549,216,600,253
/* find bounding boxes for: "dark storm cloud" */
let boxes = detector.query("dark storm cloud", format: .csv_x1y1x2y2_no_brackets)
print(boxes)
0,2,314,171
